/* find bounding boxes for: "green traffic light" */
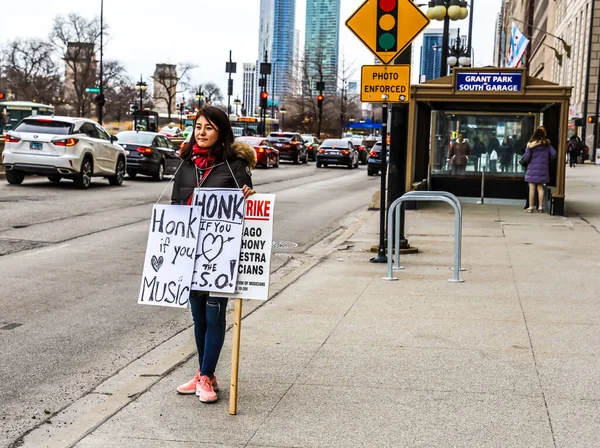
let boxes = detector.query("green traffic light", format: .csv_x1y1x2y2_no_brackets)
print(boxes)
378,33,396,50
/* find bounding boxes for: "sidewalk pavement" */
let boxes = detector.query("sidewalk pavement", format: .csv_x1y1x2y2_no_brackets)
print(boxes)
22,165,600,448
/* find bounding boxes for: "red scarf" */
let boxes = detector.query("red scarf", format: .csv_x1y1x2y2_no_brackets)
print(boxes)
191,144,216,170
186,144,217,205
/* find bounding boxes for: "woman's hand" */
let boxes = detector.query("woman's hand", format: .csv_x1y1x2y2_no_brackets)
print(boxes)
242,184,256,199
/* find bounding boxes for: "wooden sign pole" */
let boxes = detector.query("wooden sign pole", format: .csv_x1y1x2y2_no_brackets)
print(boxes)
229,298,243,415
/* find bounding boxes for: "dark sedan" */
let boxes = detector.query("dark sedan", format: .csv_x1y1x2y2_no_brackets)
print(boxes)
367,142,389,176
116,131,180,181
316,139,359,169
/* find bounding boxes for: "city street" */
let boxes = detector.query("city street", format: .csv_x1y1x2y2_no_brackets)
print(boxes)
0,163,377,447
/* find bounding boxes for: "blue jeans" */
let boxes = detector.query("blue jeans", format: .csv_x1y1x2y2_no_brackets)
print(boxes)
189,293,228,377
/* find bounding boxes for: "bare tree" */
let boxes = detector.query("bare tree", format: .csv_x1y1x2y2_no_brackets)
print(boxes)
200,82,224,105
1,38,61,104
50,14,104,117
152,62,195,121
101,61,139,126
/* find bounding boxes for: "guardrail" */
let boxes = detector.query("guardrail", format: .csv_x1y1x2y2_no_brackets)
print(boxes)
384,191,464,283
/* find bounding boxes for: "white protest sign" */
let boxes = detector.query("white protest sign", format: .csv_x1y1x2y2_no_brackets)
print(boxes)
138,205,201,308
191,188,245,294
215,194,275,301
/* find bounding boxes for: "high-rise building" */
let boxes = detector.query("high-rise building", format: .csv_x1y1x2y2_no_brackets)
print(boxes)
272,0,296,101
419,28,460,81
255,0,274,115
243,63,257,116
304,0,341,94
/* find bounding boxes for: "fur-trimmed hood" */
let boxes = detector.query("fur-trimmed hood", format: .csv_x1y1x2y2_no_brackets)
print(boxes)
232,141,257,169
527,139,551,148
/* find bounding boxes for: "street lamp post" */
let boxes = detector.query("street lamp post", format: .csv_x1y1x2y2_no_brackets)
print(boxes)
447,29,472,70
135,75,147,111
233,97,242,116
271,59,282,119
426,0,470,77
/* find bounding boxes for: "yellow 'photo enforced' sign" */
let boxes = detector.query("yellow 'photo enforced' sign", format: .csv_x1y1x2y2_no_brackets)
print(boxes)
361,65,411,103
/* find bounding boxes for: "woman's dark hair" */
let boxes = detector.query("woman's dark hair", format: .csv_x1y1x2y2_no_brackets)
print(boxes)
529,126,547,143
180,106,235,161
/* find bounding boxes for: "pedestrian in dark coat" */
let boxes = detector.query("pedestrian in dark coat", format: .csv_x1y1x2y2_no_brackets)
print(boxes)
172,106,257,403
521,126,557,213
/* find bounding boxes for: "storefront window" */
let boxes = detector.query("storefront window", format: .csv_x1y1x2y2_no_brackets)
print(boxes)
431,111,537,177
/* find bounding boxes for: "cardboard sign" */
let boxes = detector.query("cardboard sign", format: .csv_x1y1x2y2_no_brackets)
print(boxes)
138,205,201,308
215,194,275,301
191,188,245,294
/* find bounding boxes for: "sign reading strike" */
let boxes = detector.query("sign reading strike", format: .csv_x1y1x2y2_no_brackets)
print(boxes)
191,188,245,294
361,65,410,103
455,71,524,93
138,205,201,308
215,194,275,301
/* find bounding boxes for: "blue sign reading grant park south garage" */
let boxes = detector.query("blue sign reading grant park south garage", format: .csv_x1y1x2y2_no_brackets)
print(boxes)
456,72,523,92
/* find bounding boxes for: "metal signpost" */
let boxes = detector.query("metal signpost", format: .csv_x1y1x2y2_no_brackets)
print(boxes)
346,0,429,263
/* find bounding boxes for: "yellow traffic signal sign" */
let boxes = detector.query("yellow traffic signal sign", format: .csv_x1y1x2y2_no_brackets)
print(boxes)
346,0,430,65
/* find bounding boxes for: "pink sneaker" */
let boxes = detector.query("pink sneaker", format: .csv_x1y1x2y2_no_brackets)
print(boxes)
197,375,217,403
176,370,218,394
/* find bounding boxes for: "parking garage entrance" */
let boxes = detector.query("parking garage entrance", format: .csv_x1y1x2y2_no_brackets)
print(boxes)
406,68,572,215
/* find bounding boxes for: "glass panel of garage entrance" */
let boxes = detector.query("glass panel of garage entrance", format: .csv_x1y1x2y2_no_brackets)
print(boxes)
431,112,537,177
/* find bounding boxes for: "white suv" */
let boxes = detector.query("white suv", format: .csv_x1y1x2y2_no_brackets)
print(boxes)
2,116,126,189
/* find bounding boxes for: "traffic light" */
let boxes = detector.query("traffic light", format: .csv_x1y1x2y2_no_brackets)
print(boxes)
588,115,596,123
260,91,268,108
94,93,105,108
0,91,4,100
376,0,398,52
179,103,184,113
317,94,324,109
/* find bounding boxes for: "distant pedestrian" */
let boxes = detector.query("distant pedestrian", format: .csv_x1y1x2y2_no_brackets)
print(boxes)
471,136,486,171
567,135,583,167
172,106,257,403
448,133,471,175
521,126,557,213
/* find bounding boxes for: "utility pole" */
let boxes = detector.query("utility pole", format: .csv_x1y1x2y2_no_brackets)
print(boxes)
259,50,271,136
97,0,104,125
225,51,236,116
316,78,324,139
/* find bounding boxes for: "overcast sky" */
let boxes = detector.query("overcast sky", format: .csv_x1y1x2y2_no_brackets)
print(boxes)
1,0,502,100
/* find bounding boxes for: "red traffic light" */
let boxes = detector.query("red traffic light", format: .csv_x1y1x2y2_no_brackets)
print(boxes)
261,91,268,99
317,94,324,101
0,92,4,100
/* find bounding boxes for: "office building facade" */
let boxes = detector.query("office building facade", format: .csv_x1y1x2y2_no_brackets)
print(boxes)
304,0,341,94
272,0,296,101
243,63,257,116
419,28,461,81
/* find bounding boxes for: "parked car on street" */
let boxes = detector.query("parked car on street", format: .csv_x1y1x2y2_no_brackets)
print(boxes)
367,141,389,176
159,124,183,138
116,131,180,181
267,132,309,164
343,137,368,164
2,116,126,188
235,136,280,168
301,134,320,161
316,138,359,169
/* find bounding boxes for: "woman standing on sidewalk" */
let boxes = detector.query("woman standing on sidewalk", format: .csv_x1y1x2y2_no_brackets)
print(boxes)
521,126,557,213
171,106,256,403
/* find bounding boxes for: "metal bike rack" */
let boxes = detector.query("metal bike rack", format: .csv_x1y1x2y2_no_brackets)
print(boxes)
399,191,464,272
384,191,464,283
